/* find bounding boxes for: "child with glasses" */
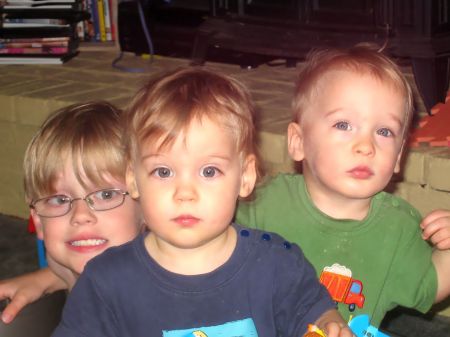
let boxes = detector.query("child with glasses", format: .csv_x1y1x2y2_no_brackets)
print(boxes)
0,102,143,323
235,45,450,330
52,67,352,337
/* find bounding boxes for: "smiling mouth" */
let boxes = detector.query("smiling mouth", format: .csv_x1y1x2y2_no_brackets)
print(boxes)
69,239,107,247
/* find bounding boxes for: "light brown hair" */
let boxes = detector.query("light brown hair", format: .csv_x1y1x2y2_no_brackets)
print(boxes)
24,101,126,201
292,44,414,137
123,67,264,181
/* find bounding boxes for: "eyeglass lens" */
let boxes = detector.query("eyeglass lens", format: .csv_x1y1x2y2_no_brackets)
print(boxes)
32,189,127,218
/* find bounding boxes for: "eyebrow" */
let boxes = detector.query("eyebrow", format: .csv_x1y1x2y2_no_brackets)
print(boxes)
141,152,233,163
140,152,164,163
386,113,404,129
323,108,344,119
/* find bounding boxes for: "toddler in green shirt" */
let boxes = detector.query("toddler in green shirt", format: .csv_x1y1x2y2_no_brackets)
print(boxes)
236,44,450,331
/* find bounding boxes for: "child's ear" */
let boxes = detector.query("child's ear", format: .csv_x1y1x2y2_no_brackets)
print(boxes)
287,122,305,161
30,208,44,240
239,154,257,198
126,165,140,199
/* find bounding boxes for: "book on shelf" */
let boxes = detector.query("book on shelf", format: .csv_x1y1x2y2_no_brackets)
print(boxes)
108,0,115,41
0,46,69,54
0,53,77,64
0,36,72,51
102,0,111,41
0,0,88,63
0,36,70,43
88,0,99,41
2,22,70,28
0,40,69,47
84,0,115,42
4,0,77,10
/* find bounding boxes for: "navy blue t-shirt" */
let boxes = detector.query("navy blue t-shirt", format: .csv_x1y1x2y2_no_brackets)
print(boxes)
53,225,334,337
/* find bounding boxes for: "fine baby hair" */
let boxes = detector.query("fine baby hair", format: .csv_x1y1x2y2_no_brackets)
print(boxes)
123,67,264,182
292,44,414,137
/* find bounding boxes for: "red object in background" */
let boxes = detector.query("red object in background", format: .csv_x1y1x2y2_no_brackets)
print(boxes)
410,91,450,147
28,215,48,268
28,215,36,233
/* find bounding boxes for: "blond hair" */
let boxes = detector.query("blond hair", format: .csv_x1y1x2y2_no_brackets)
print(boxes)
292,44,414,137
24,101,126,202
123,67,264,181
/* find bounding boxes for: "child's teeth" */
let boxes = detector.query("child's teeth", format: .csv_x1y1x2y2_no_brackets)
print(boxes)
71,239,106,246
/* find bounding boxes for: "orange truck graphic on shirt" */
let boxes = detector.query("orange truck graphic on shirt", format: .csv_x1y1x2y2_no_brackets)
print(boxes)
319,263,365,312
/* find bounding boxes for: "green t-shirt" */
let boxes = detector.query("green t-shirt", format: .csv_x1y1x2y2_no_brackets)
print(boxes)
235,174,437,327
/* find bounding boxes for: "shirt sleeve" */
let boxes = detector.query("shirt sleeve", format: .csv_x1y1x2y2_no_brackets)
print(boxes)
52,265,119,337
374,204,437,326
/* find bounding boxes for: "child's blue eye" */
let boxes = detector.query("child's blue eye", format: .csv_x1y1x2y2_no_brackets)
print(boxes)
46,195,70,206
93,189,119,201
201,166,219,178
153,167,172,178
377,128,393,137
333,121,351,131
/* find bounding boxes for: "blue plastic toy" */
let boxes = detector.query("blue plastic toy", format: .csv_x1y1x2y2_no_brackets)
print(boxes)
348,315,389,337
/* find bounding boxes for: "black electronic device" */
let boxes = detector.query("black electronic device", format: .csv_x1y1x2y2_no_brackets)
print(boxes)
117,0,208,57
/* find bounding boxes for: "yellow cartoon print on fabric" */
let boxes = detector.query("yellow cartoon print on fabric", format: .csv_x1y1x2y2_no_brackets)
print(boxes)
191,331,208,337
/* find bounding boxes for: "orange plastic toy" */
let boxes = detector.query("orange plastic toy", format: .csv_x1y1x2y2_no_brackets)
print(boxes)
410,91,450,147
303,324,326,337
304,332,324,337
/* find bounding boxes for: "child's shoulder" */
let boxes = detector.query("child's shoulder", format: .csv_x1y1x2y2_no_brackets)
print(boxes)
377,191,421,220
267,172,304,185
237,225,304,259
255,173,304,195
84,235,140,274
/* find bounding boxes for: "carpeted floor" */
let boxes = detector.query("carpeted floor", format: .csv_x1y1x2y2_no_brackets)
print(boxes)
1,213,449,337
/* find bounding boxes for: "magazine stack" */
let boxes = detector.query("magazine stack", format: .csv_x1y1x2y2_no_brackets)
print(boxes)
0,0,89,64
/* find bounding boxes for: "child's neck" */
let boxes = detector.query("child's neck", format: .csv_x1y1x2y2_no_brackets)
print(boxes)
144,226,237,275
305,183,372,221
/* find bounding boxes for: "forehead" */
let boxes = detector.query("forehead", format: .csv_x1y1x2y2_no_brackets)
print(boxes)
303,70,406,123
140,115,237,152
145,116,237,153
313,70,406,113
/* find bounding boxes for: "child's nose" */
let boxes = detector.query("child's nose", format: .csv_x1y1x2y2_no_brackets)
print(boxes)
354,135,375,156
69,199,97,226
174,178,197,202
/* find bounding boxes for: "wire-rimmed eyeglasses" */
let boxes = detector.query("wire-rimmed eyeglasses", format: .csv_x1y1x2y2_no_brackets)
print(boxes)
29,188,129,218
